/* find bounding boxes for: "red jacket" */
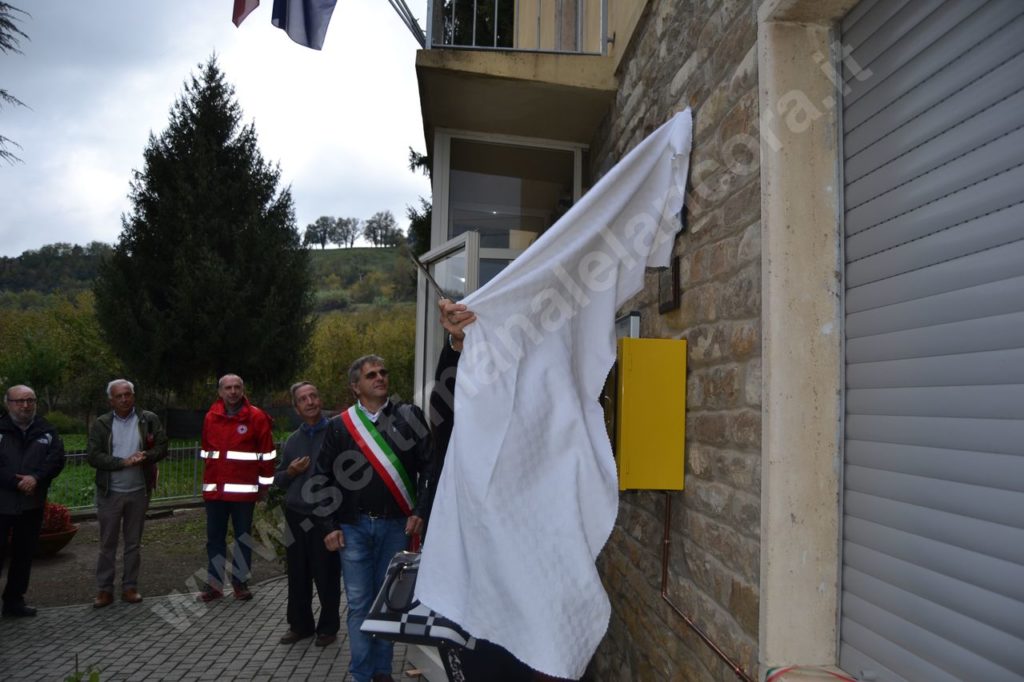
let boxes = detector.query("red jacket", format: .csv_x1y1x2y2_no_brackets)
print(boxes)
200,397,275,502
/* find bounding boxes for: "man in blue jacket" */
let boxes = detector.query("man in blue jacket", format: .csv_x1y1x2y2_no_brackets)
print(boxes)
0,385,66,617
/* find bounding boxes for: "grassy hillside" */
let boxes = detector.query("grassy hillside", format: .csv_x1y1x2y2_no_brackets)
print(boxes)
0,244,415,313
308,246,416,312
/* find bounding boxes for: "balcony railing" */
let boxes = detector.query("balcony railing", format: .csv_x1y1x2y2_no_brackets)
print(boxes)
426,0,607,55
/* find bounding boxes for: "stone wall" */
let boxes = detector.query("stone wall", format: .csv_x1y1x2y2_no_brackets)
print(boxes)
588,0,763,679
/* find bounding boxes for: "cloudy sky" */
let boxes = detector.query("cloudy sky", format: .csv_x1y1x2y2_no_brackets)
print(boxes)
0,0,431,257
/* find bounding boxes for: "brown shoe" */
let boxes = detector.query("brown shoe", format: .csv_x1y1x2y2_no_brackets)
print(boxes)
232,583,253,601
122,588,143,604
93,591,114,609
314,634,336,647
279,630,313,644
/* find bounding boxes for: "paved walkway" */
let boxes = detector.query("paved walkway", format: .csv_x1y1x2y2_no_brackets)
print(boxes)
0,575,417,681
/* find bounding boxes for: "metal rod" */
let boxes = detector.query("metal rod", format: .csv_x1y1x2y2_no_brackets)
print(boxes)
661,492,756,682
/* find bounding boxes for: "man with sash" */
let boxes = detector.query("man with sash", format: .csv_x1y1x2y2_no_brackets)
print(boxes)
319,354,435,682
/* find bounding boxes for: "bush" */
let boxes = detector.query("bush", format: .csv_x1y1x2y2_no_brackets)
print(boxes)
44,410,80,435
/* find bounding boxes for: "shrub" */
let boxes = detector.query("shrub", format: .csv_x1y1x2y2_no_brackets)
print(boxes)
44,410,80,434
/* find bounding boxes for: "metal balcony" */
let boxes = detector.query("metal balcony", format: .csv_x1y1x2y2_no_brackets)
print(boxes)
425,0,608,55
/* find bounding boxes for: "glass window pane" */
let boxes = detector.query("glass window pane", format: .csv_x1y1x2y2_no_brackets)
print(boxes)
479,258,512,286
431,249,468,299
448,139,574,248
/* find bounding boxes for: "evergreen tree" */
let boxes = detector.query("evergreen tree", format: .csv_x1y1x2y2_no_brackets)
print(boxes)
94,56,313,394
1,2,28,164
406,148,431,256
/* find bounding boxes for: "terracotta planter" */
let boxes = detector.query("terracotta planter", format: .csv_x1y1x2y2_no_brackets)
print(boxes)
35,524,79,558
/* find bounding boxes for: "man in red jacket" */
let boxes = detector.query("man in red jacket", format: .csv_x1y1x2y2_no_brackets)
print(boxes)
198,374,275,602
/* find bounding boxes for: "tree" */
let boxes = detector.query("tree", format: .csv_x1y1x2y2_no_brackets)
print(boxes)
94,56,313,395
303,216,334,249
333,217,361,248
363,210,403,247
0,3,28,164
406,148,432,256
406,197,431,257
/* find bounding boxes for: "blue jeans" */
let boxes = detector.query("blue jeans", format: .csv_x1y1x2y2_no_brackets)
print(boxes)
204,500,254,589
340,515,408,682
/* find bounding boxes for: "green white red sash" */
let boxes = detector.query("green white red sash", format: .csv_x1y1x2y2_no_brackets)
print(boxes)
340,405,416,516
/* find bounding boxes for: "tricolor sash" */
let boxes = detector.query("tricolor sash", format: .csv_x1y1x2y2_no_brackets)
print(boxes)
341,405,416,516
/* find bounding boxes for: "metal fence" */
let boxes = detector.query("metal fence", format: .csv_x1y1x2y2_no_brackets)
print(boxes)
50,443,282,512
427,0,607,54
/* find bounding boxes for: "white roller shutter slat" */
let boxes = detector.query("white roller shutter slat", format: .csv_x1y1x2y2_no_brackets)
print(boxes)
844,542,1024,638
844,12,1024,156
845,348,1024,389
844,491,1024,565
846,202,1024,287
841,0,912,55
845,1,1024,130
846,240,1024,313
841,3,1024,679
842,583,1023,681
845,126,1024,232
843,2,976,105
845,568,1024,675
846,90,1024,208
845,311,1024,363
845,414,1023,456
844,518,1024,602
846,52,1024,178
845,441,1024,493
844,466,1023,529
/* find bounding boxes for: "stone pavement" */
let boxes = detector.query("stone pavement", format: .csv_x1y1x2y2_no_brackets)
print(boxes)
0,575,418,681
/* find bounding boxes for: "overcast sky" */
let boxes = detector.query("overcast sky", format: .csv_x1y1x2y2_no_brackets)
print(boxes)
0,0,432,257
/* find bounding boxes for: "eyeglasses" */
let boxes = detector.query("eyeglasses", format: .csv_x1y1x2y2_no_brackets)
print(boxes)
6,398,37,405
363,369,389,380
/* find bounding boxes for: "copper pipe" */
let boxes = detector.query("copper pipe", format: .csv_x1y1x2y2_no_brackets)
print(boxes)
660,492,756,682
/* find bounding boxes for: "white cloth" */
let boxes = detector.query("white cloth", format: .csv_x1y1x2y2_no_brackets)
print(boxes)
418,110,693,678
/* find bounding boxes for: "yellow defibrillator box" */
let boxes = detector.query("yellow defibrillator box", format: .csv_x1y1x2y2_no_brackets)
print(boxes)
614,337,687,491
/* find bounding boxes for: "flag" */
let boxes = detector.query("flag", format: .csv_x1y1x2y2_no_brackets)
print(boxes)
232,0,259,27
272,0,338,50
418,110,693,679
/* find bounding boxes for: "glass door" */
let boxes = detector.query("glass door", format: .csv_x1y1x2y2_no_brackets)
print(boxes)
413,231,480,407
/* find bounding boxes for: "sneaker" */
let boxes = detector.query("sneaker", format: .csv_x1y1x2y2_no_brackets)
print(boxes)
232,583,253,601
197,587,223,603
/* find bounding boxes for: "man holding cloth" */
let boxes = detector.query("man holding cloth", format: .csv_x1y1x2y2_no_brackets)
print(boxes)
86,379,168,607
318,355,435,682
199,373,275,602
274,381,339,647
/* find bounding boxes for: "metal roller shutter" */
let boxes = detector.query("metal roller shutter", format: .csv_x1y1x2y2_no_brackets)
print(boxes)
840,1,1024,680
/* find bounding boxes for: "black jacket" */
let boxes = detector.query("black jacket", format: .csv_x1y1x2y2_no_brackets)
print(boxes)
0,414,66,514
315,400,435,527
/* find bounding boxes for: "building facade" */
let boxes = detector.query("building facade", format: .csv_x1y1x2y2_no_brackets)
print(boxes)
413,0,1024,680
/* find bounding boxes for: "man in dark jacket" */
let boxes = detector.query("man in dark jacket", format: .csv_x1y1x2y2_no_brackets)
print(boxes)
86,379,168,608
274,381,340,648
319,355,435,682
0,384,66,617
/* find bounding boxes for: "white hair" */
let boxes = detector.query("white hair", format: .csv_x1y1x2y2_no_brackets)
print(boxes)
106,379,135,398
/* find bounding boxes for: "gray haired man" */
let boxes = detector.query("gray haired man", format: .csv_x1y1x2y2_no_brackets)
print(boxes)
86,379,168,608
